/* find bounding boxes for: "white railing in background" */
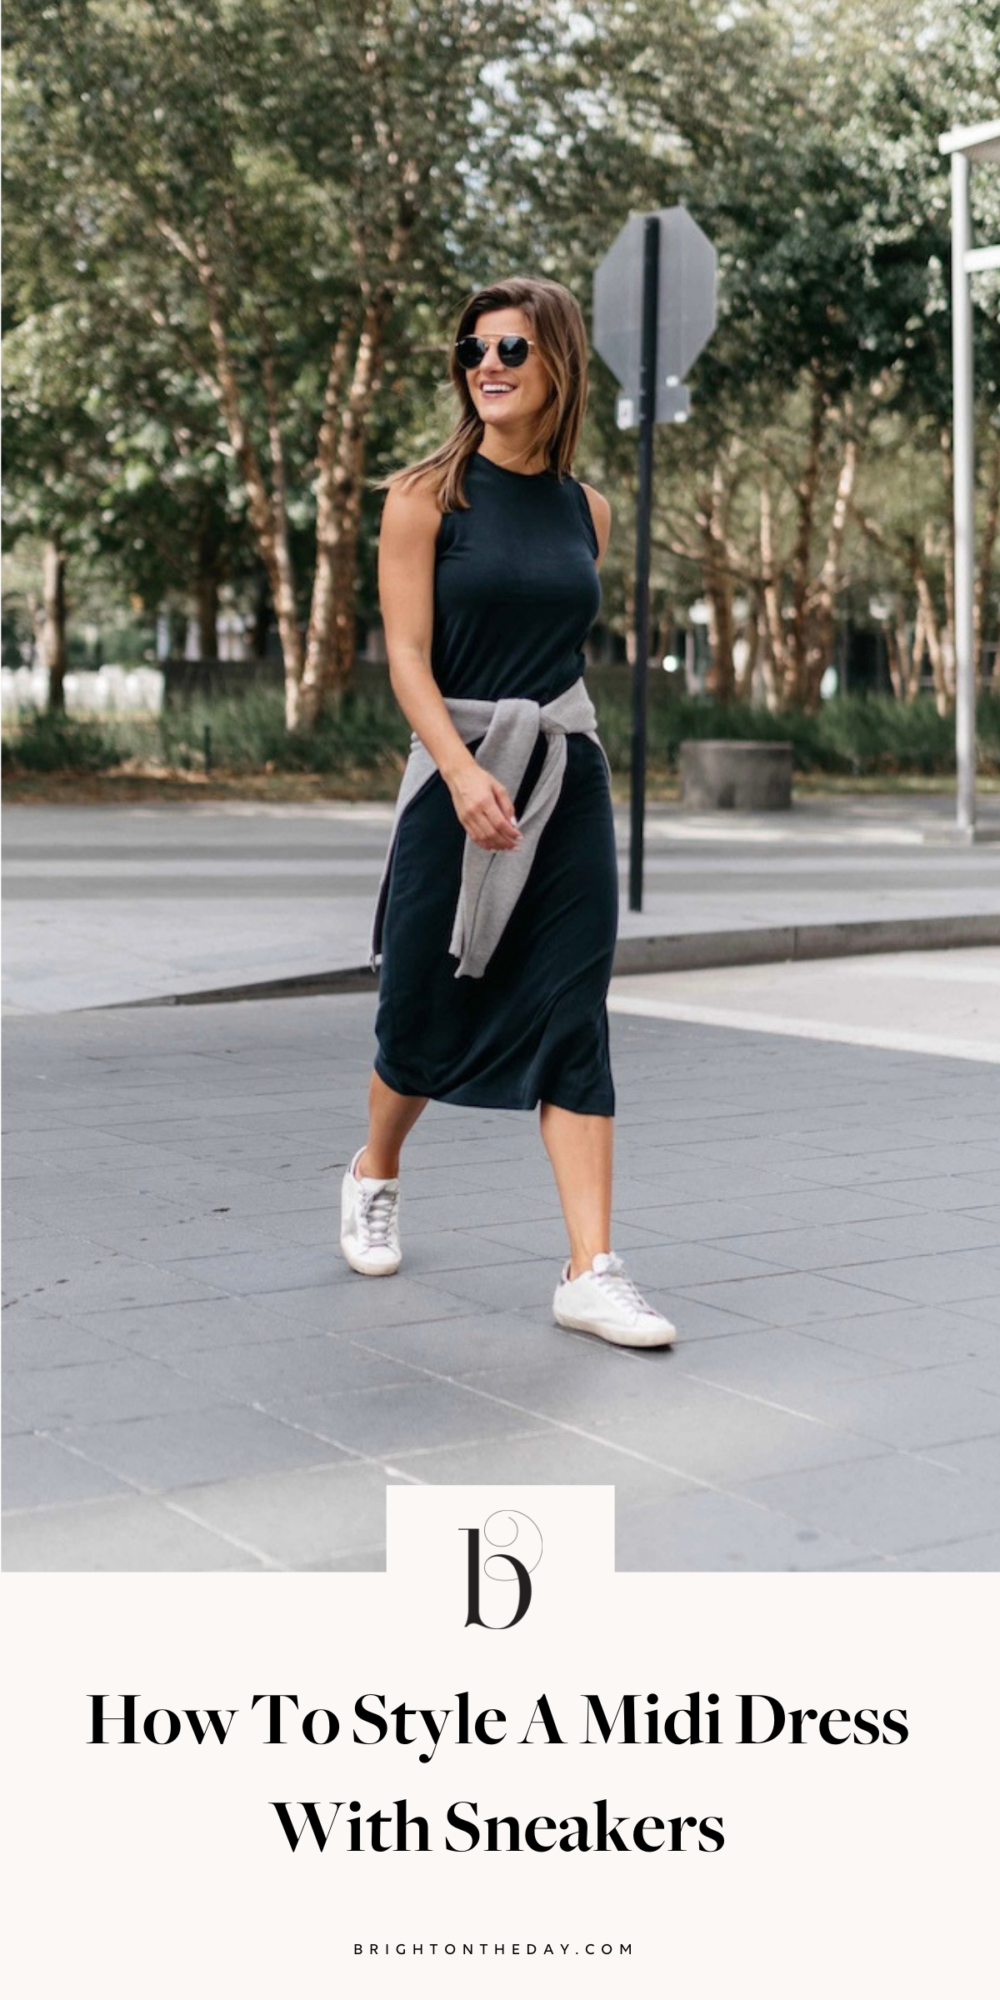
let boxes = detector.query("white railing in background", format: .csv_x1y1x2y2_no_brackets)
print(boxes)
1,665,165,717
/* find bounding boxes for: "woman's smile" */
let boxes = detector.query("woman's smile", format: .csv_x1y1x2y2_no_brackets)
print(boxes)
475,374,521,411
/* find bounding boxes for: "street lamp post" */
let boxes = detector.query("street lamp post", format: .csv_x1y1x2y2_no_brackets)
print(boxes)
937,119,1000,845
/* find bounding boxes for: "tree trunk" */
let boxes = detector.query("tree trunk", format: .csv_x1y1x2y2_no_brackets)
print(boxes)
734,594,761,703
788,372,825,706
330,413,370,693
194,572,219,662
803,431,857,711
299,166,417,728
194,514,221,660
885,615,903,703
653,598,673,673
300,301,388,723
907,602,926,701
201,315,302,698
701,461,736,703
250,565,271,661
887,594,922,703
910,545,949,716
759,480,792,708
704,570,735,702
939,430,956,700
975,432,1000,683
42,536,68,713
256,320,305,717
297,319,354,726
156,222,305,719
623,571,636,671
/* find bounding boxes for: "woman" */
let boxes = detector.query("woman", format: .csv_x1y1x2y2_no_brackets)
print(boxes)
341,275,677,1349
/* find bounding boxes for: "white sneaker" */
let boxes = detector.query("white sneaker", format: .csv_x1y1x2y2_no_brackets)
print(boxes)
340,1147,401,1276
553,1252,677,1348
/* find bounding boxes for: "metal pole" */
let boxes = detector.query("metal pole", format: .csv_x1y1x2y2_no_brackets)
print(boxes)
629,213,659,912
951,149,976,838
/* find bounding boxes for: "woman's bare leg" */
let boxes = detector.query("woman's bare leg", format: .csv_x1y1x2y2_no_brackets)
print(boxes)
539,1103,613,1278
358,1069,428,1179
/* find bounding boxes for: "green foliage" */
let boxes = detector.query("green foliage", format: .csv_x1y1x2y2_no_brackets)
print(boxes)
156,683,411,774
596,684,1000,776
1,711,126,772
2,0,998,711
6,688,1000,780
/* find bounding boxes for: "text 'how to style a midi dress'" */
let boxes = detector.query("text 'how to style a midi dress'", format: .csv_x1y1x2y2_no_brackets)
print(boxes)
373,451,618,1116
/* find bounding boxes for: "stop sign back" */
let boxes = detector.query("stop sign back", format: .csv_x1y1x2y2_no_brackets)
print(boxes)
593,205,716,423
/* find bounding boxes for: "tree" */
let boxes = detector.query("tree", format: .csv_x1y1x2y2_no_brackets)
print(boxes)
630,0,1000,710
5,0,997,724
3,0,564,725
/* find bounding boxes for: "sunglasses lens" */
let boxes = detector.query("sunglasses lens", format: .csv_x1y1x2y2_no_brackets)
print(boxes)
455,334,531,369
497,336,530,367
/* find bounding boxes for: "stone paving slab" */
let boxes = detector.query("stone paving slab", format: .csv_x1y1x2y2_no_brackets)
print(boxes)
733,1367,1000,1452
4,1353,229,1429
921,1435,1000,1483
1,1494,264,1571
383,1427,697,1509
898,1530,1000,1570
614,1489,867,1572
53,1403,350,1493
733,1453,1000,1559
1,1432,133,1510
170,1461,414,1570
4,992,1000,1571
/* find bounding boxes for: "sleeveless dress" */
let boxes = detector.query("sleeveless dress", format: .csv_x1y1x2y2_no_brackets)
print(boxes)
373,451,618,1115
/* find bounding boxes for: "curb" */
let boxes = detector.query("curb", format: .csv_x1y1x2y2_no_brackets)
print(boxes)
612,912,1000,974
102,911,1000,1010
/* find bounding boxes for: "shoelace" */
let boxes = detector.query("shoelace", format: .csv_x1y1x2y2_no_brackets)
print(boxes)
360,1184,398,1249
592,1256,657,1317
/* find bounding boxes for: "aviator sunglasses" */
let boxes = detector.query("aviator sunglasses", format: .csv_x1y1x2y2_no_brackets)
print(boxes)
455,333,536,370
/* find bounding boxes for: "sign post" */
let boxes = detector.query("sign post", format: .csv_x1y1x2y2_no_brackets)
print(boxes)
593,205,717,909
630,215,660,912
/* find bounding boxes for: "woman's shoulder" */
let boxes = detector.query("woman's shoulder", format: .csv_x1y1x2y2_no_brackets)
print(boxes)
572,478,611,562
380,469,445,548
382,467,444,520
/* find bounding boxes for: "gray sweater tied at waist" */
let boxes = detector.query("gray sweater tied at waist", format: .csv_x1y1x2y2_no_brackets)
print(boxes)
371,678,609,981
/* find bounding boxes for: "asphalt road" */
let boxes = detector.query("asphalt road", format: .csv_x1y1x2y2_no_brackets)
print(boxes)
4,791,1000,1012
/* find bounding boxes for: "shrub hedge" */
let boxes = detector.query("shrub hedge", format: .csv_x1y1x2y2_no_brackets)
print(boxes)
4,685,1000,779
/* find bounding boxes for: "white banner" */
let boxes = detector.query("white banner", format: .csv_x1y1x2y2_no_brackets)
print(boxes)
3,1486,996,1995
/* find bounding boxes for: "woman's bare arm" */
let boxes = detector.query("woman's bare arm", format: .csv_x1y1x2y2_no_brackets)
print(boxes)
378,479,520,852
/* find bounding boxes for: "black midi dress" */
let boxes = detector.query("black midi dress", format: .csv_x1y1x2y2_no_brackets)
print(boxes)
373,451,618,1116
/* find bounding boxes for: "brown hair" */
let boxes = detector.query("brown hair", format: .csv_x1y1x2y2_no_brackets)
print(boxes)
384,276,590,511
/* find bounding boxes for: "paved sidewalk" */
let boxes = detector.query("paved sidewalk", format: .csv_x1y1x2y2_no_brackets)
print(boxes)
4,986,1000,1572
610,945,1000,1064
5,792,1000,1012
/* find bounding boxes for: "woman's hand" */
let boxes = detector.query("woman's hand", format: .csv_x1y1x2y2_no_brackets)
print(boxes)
446,759,521,852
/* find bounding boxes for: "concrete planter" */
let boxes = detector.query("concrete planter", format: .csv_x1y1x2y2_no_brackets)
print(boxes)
679,738,794,810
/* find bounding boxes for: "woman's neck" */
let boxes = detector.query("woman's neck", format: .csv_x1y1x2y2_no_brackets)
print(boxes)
476,432,548,475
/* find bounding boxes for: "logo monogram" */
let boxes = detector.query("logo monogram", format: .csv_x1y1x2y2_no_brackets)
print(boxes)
462,1510,542,1629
